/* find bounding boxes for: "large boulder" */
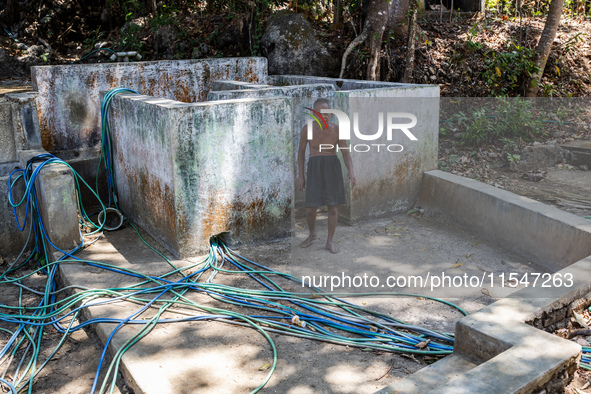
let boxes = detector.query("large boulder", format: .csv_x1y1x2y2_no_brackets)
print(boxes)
261,11,339,77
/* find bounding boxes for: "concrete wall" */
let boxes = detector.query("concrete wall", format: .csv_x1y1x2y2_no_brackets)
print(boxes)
417,170,591,270
32,58,268,153
0,99,16,163
337,86,440,223
0,163,31,257
250,76,440,223
207,83,337,209
267,75,411,90
109,93,293,257
0,93,45,257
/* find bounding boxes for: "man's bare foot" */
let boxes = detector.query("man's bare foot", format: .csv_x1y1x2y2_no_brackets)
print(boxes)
325,241,339,254
300,234,317,248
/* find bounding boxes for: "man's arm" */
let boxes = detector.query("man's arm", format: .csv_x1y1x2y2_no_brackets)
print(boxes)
338,139,356,187
297,126,308,191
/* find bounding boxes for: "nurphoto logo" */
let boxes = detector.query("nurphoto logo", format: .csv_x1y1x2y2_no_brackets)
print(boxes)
304,108,419,153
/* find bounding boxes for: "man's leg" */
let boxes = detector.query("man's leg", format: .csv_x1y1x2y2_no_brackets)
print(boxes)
325,205,339,254
300,207,318,248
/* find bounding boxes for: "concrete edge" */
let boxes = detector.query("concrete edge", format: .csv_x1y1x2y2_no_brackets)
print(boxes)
416,170,591,271
382,171,591,393
114,92,297,109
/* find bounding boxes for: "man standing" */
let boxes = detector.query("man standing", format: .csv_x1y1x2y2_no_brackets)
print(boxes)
297,98,356,254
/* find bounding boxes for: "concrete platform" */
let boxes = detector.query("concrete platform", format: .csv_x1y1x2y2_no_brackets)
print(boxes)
58,209,541,393
382,171,591,394
561,138,591,167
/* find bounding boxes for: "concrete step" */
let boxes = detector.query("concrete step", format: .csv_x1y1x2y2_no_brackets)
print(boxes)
377,354,478,393
561,138,591,167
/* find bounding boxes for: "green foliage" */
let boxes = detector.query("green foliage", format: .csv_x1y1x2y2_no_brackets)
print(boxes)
461,108,494,144
83,26,105,50
482,39,540,96
466,23,482,51
149,4,177,28
499,136,518,151
118,22,143,52
446,99,544,145
506,153,521,163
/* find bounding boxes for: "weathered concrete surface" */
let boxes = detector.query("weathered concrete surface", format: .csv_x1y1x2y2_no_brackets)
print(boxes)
210,80,270,91
387,255,591,393
5,92,43,152
58,227,428,394
31,58,268,152
337,86,440,223
267,75,410,90
267,76,440,222
207,82,337,210
382,170,591,394
0,99,16,163
0,94,43,257
0,162,31,257
47,146,108,209
109,94,293,258
417,170,591,271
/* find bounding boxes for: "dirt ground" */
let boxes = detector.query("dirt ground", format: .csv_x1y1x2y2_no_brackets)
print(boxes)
1,207,544,393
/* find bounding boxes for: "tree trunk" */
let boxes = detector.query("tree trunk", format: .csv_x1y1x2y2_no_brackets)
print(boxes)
333,0,343,24
387,0,411,29
524,0,565,96
402,4,417,83
6,0,18,27
339,21,370,79
366,0,389,80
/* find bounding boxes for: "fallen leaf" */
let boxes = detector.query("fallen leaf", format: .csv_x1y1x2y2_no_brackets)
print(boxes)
416,339,431,349
259,363,272,371
574,311,590,329
451,262,465,268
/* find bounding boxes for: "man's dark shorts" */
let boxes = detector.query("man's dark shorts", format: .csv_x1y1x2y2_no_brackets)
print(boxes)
305,155,346,207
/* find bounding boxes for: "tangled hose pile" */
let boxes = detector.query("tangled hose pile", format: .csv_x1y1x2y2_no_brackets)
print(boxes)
1,88,464,394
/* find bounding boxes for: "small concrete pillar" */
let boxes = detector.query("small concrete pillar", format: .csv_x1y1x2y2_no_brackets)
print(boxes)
6,92,43,152
18,150,81,261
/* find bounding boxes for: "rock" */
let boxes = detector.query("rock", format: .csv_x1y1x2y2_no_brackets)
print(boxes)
153,25,177,58
260,11,339,77
27,45,45,57
199,43,210,55
94,41,109,49
522,172,546,182
216,17,248,51
509,145,574,172
580,164,589,171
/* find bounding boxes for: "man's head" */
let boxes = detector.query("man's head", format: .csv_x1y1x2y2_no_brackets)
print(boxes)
313,98,330,111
